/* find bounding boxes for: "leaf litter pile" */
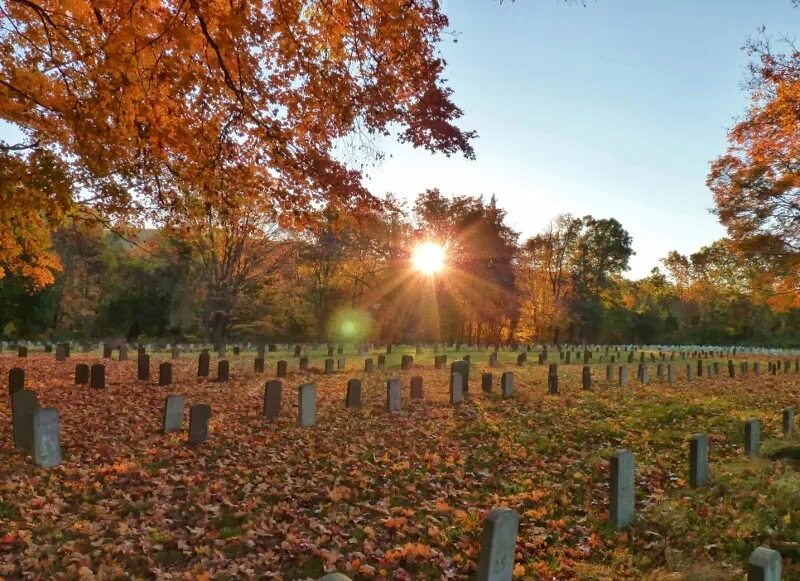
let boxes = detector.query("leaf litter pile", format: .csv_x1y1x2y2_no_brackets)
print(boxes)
1,349,799,579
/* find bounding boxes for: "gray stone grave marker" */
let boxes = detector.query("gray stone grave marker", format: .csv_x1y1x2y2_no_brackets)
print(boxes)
75,363,89,385
784,407,795,437
476,507,519,581
254,357,265,373
298,383,316,427
263,380,282,418
163,395,185,433
610,449,635,529
450,373,463,404
277,360,288,378
12,389,38,454
747,547,782,581
198,351,210,377
410,376,423,399
158,362,172,386
188,403,211,443
217,360,229,382
90,364,105,389
346,378,362,408
501,371,513,398
32,408,61,467
582,366,591,390
745,418,761,457
689,433,709,488
386,378,401,412
482,372,493,394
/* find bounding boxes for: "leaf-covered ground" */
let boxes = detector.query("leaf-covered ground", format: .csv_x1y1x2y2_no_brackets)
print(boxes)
1,347,798,579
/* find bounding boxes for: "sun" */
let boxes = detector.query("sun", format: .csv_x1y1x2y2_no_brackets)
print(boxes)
412,242,446,274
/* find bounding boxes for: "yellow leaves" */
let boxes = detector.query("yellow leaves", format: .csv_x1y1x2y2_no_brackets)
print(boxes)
512,563,526,578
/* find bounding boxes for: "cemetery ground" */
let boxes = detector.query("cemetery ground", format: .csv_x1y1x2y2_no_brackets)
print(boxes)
1,347,799,579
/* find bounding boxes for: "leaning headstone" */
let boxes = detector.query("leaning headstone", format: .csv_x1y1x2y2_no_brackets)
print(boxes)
476,508,520,581
75,363,89,385
501,371,514,398
32,408,61,467
582,366,591,390
158,362,172,386
744,418,761,457
188,404,212,443
346,378,362,408
784,407,795,438
12,389,38,454
450,373,463,405
276,360,288,378
198,351,210,377
90,364,105,389
8,367,24,395
386,378,401,412
747,547,782,581
217,360,230,382
482,372,493,394
263,380,282,419
609,449,635,529
410,376,424,399
689,434,709,488
137,354,150,381
298,383,316,427
162,395,185,433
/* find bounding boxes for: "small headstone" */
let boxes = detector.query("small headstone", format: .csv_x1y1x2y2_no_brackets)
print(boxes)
609,449,635,529
217,360,230,382
476,508,520,581
689,433,709,488
784,407,795,438
747,547,782,581
386,378,401,412
32,408,61,467
254,357,265,373
299,356,309,371
668,363,676,384
12,389,38,454
619,365,628,387
401,355,413,370
263,380,282,419
324,358,334,374
744,418,761,457
103,344,113,358
90,364,105,389
298,383,316,427
119,345,128,361
277,360,288,378
517,353,526,367
162,395,185,433
188,403,212,444
606,364,614,382
346,378,362,408
451,360,470,392
198,351,210,377
449,373,463,405
137,354,150,381
158,362,172,386
482,372,493,394
55,344,66,362
410,376,423,399
8,367,24,395
547,363,558,395
582,366,591,390
75,363,89,385
17,346,27,358
377,354,386,369
501,371,513,398
364,358,374,373
233,346,241,356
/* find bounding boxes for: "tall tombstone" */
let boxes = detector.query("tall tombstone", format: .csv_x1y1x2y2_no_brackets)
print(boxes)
606,364,614,382
400,355,413,370
728,360,735,378
198,351,210,377
475,508,520,581
501,371,514,398
162,395,185,433
609,449,635,529
254,357,265,373
75,363,90,385
263,380,282,419
747,547,782,581
137,354,150,381
12,389,39,454
744,418,761,457
217,360,230,382
118,344,128,362
667,363,676,384
697,359,703,378
90,364,105,389
619,365,628,387
8,367,24,395
298,383,316,427
32,408,61,468
784,407,796,438
410,376,424,399
482,372,493,394
582,366,591,391
277,360,288,378
689,434,709,488
451,360,470,393
686,363,695,382
324,358,335,374
158,362,173,386
346,378,362,408
364,358,374,373
449,372,463,405
639,364,648,385
386,378,401,412
188,403,212,443
754,361,761,376
547,363,559,395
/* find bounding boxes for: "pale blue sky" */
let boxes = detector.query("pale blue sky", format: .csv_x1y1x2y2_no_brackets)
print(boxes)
364,0,799,278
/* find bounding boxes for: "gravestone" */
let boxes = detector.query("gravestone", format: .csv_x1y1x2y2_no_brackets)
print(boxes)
501,371,513,398
158,362,172,386
188,403,212,443
8,367,24,395
728,360,735,378
656,362,663,379
299,357,309,371
162,395,185,433
324,358,334,374
233,346,240,356
476,508,520,581
337,357,345,370
364,358,374,373
668,363,676,384
17,346,27,358
410,376,423,399
609,449,635,529
451,360,470,392
401,355,413,370
198,351,210,377
639,364,648,385
217,360,230,382
754,361,761,375
517,353,526,367
55,344,66,362
689,433,709,488
32,408,61,467
263,380,282,419
119,344,128,361
547,363,558,395
606,364,614,382
784,407,795,438
12,389,38,454
619,365,628,387
582,366,591,390
686,363,695,382
172,346,180,360
697,359,703,377
747,547,782,581
327,345,334,357
277,360,288,378
744,418,761,457
75,363,89,385
137,354,150,381
377,354,386,369
103,344,112,358
449,372,463,405
489,352,498,367
346,378,362,408
90,364,105,389
254,357,265,373
386,378,401,412
298,383,316,427
482,372,493,394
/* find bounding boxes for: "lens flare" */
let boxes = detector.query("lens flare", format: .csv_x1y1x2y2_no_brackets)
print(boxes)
412,242,446,274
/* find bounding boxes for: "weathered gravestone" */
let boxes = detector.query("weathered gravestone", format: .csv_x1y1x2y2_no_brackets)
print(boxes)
386,378,401,412
263,380,282,419
449,373,463,405
254,357,265,373
747,547,782,581
410,376,424,399
17,346,27,358
346,378,362,408
547,363,559,395
401,355,413,370
482,372,493,394
32,408,61,467
324,358,334,374
55,344,66,362
162,395,185,433
619,365,628,387
103,344,113,358
582,366,592,390
745,418,761,457
754,361,761,375
12,389,38,454
8,367,24,395
476,508,520,581
610,449,635,529
451,360,470,393
90,364,105,389
606,364,614,382
233,346,241,356
118,344,128,361
198,351,210,377
364,358,374,373
277,360,288,378
489,352,498,368
516,353,526,367
377,354,386,369
668,363,676,384
639,364,648,385
217,360,230,382
159,362,172,386
682,430,711,490
298,383,316,427
75,363,89,385
299,357,309,371
188,404,212,443
501,371,514,398
784,407,796,438
137,354,150,381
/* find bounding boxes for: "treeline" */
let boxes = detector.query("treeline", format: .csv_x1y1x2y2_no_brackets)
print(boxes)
2,189,799,346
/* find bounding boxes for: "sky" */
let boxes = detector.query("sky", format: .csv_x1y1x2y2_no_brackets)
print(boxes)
363,0,799,278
